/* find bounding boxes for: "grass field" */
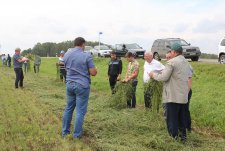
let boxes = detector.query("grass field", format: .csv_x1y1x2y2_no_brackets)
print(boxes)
0,57,225,151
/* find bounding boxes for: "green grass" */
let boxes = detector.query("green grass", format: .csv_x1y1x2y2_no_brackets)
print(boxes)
0,58,225,151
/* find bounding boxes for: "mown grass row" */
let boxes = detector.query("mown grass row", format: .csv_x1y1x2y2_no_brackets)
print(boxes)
0,66,91,151
1,58,225,150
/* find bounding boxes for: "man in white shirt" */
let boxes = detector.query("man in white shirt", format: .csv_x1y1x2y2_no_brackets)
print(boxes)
143,51,165,108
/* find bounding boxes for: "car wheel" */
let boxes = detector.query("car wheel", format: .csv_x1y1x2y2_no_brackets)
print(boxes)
153,53,160,61
191,57,199,61
98,53,101,57
219,55,225,64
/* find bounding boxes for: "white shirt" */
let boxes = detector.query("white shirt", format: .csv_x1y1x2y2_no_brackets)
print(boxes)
143,59,165,83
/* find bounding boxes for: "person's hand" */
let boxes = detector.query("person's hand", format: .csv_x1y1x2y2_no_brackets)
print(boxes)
124,78,129,83
149,71,154,78
117,75,121,81
122,78,127,83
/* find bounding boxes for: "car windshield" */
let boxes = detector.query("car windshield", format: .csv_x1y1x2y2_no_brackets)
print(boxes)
126,44,141,49
95,46,110,50
84,46,92,51
170,40,189,46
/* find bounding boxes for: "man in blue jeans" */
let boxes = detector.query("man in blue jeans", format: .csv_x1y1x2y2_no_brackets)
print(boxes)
62,37,97,138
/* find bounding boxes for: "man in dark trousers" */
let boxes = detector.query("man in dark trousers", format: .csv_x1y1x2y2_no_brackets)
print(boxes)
13,48,29,88
108,51,122,94
150,43,190,142
7,54,11,67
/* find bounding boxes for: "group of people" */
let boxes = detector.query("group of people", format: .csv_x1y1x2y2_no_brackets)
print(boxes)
10,36,193,142
108,44,192,142
12,48,42,88
1,54,11,67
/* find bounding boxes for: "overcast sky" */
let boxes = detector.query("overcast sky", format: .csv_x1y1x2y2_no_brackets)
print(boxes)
0,0,225,55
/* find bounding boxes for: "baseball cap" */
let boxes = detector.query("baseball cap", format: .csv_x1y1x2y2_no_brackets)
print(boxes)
60,50,65,54
171,43,183,53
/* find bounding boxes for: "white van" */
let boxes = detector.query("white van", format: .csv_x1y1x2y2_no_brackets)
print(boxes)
218,37,225,64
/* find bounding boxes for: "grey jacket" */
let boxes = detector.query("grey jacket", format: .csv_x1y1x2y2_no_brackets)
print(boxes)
153,55,189,104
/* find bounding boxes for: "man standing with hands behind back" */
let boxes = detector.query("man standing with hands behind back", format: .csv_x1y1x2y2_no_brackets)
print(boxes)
108,51,122,94
62,37,97,139
149,43,190,142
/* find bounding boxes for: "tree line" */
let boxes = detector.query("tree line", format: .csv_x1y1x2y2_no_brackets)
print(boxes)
21,41,106,57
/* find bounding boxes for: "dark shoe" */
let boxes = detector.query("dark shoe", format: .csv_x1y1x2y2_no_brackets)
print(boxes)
187,128,192,133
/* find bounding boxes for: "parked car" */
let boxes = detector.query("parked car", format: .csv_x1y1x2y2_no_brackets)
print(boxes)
90,45,112,57
114,43,145,58
218,37,225,64
84,46,93,55
151,38,201,61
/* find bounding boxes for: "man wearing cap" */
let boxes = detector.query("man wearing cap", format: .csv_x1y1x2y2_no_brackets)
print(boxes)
13,48,29,88
143,51,164,108
149,43,190,141
108,51,122,94
58,50,66,82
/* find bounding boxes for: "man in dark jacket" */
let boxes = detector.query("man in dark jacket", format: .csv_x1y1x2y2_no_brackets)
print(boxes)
7,54,11,67
108,51,122,94
13,48,29,88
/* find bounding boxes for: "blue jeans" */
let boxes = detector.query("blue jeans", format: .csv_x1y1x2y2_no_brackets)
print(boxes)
62,82,90,138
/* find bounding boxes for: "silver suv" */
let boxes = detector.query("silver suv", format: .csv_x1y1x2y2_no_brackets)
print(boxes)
151,38,201,61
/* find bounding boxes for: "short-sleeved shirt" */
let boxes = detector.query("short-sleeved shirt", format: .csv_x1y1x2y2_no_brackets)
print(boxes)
13,54,23,68
143,59,165,83
58,57,65,70
127,60,139,81
34,56,41,65
63,47,95,88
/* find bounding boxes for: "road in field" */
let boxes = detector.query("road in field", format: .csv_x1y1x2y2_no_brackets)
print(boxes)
183,58,218,64
194,58,218,64
161,58,219,64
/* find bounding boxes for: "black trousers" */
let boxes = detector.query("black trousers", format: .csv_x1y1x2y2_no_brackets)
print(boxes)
127,80,138,108
14,68,24,88
8,61,11,67
185,89,192,131
144,90,152,108
60,69,67,82
166,103,186,141
34,64,40,73
109,75,118,94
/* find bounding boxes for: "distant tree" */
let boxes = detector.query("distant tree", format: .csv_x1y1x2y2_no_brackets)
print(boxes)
22,40,110,57
21,48,32,56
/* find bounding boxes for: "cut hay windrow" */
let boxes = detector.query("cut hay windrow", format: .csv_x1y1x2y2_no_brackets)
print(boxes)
56,63,60,80
110,81,133,109
144,79,163,113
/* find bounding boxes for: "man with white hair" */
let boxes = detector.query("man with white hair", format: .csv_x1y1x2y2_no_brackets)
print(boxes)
143,51,165,108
